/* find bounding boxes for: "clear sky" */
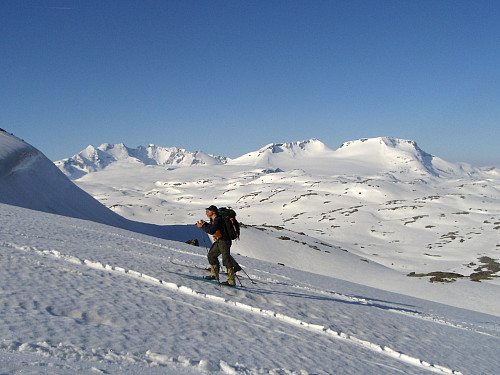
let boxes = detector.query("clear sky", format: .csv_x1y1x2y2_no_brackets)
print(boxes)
2,0,499,166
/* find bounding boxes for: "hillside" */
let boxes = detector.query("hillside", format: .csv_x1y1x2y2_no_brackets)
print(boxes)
0,131,206,244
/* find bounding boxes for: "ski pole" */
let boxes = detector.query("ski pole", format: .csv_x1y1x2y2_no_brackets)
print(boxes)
239,267,256,285
235,274,244,287
198,227,210,254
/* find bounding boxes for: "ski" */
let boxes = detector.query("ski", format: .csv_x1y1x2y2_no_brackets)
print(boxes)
161,264,242,288
169,259,264,285
169,259,226,274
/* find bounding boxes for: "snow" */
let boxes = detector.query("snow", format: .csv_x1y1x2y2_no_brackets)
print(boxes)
1,130,500,373
2,203,499,374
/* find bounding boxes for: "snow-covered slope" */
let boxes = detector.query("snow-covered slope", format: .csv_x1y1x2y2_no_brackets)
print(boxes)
1,202,499,374
4,130,498,309
0,131,206,244
56,143,228,179
0,131,123,223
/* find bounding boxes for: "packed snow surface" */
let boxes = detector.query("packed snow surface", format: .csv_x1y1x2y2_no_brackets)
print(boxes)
1,203,499,374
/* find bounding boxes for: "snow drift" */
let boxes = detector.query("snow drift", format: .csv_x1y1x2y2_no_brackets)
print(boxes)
0,131,205,244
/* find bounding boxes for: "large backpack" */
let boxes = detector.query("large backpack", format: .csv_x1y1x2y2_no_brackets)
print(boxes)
218,207,240,241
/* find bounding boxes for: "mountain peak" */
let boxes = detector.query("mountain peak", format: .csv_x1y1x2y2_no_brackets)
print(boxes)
334,137,436,174
262,138,329,154
231,138,334,167
339,137,421,151
337,137,432,161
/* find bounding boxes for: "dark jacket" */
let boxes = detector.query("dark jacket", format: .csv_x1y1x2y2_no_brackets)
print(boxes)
201,216,230,241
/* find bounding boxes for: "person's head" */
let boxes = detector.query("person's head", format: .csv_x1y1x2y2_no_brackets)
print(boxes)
205,205,218,219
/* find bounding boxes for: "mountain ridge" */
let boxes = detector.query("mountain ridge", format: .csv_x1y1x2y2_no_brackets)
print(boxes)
56,136,494,180
56,143,228,179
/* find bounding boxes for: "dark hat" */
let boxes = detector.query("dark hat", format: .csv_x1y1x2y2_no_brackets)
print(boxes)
205,205,218,213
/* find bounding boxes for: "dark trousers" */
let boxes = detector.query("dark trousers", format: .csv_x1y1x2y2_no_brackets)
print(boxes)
207,240,232,268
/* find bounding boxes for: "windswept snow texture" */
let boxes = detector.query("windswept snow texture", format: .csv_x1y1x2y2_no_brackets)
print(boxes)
0,131,207,244
1,203,499,374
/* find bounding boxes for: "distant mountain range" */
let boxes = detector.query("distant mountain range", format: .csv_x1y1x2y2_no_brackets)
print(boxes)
56,137,494,180
55,143,228,179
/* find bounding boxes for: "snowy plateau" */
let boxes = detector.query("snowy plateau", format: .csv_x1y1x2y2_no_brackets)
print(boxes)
1,129,499,374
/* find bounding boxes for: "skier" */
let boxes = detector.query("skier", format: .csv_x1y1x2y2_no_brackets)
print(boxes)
196,205,236,286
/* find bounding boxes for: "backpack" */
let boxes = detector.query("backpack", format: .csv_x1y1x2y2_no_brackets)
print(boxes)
218,207,240,241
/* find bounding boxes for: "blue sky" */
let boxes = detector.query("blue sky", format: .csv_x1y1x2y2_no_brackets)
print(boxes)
2,1,499,165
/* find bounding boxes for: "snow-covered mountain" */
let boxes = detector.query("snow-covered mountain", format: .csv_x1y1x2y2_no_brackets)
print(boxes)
231,138,334,164
231,137,488,179
335,137,483,178
1,130,499,373
56,143,228,179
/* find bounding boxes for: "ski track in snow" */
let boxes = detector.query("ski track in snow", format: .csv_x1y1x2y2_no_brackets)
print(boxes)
4,241,469,375
8,224,499,340
65,230,500,338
